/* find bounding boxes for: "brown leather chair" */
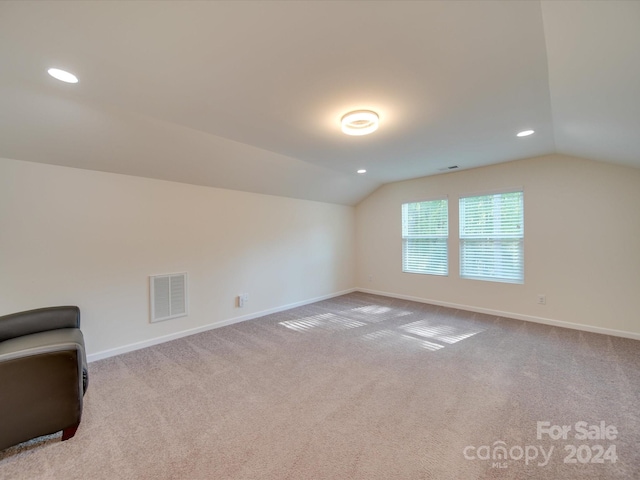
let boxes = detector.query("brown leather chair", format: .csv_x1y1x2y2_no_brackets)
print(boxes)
0,306,88,450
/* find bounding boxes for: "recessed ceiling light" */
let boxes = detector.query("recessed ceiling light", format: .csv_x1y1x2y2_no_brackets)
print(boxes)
341,110,379,136
517,129,534,137
47,68,78,84
357,169,367,174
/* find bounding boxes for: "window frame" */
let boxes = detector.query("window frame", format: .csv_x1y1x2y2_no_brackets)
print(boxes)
458,189,524,284
401,197,449,277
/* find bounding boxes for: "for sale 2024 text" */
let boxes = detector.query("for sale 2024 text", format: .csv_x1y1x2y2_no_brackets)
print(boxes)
537,421,618,465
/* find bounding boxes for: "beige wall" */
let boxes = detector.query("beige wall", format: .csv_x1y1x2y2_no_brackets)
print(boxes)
0,158,355,359
355,154,640,338
2,153,639,360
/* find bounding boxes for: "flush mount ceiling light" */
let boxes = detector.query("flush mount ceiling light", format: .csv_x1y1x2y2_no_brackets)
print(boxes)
47,68,78,84
357,169,367,174
341,110,379,136
517,129,535,137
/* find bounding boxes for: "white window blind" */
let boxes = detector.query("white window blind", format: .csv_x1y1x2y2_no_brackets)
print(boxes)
402,198,448,276
459,191,524,283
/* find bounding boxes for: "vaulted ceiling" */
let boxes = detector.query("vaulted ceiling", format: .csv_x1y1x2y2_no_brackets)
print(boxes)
1,1,638,205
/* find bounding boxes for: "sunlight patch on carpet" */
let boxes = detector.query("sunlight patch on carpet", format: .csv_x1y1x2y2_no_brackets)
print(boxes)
399,320,484,344
361,329,445,351
279,313,367,332
346,304,413,323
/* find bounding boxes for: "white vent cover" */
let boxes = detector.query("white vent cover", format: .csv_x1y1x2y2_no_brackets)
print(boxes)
150,273,188,323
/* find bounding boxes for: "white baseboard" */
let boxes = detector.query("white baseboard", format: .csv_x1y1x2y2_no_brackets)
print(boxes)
356,288,640,341
87,288,356,362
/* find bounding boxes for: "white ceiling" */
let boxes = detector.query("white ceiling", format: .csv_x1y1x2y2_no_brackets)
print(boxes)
0,1,638,206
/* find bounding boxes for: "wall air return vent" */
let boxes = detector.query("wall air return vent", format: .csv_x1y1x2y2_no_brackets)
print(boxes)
150,273,188,323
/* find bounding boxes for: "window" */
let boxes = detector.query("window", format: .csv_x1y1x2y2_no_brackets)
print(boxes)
459,190,524,283
402,198,448,276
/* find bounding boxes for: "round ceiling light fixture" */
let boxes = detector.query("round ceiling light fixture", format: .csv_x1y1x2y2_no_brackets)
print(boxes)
357,169,367,174
47,68,78,84
517,129,535,137
341,110,379,136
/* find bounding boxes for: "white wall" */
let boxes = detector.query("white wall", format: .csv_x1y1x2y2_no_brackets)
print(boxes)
0,158,355,359
355,154,640,338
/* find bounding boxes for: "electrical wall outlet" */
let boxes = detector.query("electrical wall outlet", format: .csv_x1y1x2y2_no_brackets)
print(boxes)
238,293,249,308
537,294,546,305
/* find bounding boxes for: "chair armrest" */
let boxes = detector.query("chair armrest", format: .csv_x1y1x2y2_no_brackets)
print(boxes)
0,328,87,393
0,306,80,342
0,329,86,450
0,328,85,361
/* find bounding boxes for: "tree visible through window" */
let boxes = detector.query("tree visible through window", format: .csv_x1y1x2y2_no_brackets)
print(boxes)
459,191,524,283
402,199,448,276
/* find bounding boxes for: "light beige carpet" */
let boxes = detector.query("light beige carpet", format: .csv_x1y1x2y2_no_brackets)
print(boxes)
1,292,639,479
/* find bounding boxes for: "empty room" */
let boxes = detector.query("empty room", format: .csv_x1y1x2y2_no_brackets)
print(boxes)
1,1,639,479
